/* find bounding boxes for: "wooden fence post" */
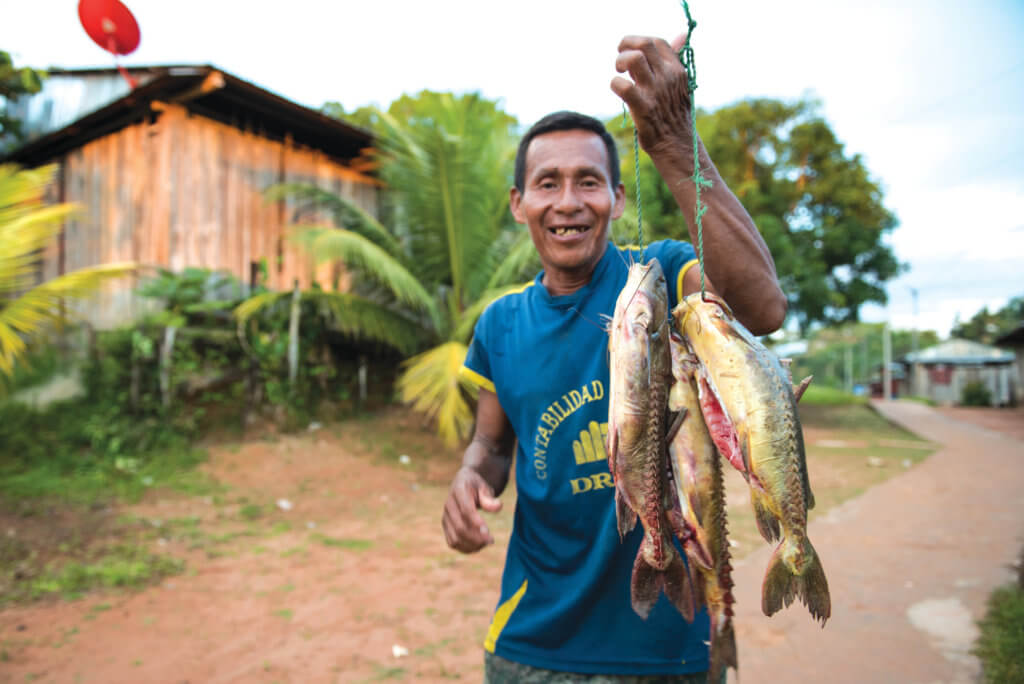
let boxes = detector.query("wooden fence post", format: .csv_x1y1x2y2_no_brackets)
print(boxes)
159,325,177,409
287,279,300,388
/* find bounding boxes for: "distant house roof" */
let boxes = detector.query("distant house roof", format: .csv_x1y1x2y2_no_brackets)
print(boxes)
902,338,1015,365
995,323,1024,346
1,65,373,166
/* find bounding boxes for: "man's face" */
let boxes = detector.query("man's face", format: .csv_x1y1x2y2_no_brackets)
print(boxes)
510,129,625,278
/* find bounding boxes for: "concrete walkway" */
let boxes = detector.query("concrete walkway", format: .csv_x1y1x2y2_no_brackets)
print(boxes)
727,400,1024,684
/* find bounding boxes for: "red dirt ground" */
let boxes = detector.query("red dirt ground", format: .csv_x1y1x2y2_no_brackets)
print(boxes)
0,403,1019,683
0,410,506,683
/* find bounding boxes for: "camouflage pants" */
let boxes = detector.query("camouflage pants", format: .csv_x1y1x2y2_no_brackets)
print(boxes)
484,652,719,684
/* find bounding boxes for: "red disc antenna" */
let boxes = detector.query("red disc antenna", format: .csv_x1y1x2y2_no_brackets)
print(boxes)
78,0,141,87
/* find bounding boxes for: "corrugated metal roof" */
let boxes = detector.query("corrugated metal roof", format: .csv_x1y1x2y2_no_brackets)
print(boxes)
5,69,158,143
903,338,1015,365
2,65,374,165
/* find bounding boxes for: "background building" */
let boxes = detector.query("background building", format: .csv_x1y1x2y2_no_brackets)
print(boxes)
2,65,378,327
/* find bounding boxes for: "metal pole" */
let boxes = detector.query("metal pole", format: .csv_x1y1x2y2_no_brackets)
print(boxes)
845,344,854,394
883,322,893,401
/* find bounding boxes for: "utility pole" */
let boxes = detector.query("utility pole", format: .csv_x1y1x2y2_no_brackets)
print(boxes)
883,322,893,401
909,287,919,396
845,344,854,394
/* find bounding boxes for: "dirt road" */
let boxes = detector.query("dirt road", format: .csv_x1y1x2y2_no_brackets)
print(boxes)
728,401,1024,684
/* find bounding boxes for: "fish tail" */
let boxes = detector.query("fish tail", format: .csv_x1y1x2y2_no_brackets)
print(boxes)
662,550,696,623
630,548,661,620
750,491,781,543
761,536,831,626
707,611,738,684
630,547,695,622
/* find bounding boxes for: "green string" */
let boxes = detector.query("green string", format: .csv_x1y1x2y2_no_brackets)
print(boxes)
622,107,644,256
679,0,713,298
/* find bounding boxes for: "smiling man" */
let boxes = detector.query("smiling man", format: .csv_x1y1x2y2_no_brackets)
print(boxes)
443,35,785,682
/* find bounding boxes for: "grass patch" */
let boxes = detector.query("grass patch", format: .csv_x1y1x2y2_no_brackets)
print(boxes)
973,581,1024,683
238,504,263,521
311,534,373,551
798,402,923,437
0,399,215,506
4,544,184,604
798,385,867,406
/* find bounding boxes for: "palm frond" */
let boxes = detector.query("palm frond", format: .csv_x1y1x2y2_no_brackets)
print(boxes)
233,291,290,324
303,290,424,355
265,183,403,259
485,231,541,291
373,96,517,311
0,164,78,296
0,262,136,376
234,289,424,356
395,340,476,446
290,225,442,330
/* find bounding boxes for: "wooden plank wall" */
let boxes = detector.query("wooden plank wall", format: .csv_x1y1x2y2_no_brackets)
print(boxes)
48,103,380,327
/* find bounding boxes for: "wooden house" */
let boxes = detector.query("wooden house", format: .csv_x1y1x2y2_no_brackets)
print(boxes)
901,339,1016,406
2,65,379,327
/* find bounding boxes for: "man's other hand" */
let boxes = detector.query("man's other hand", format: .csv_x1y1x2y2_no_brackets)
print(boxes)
442,466,503,553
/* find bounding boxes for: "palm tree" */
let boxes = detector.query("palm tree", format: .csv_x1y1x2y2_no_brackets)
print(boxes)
0,164,135,383
238,92,540,444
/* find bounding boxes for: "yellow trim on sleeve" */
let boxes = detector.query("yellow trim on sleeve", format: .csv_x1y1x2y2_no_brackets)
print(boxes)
483,580,528,653
458,366,496,394
677,258,699,302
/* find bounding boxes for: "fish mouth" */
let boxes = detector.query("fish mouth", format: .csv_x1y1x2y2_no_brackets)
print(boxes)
548,224,592,239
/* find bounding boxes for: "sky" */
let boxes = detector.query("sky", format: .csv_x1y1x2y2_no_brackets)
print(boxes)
3,0,1023,338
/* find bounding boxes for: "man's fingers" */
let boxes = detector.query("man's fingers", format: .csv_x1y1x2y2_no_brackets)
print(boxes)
479,489,503,513
615,49,655,86
669,32,689,53
452,484,486,534
610,76,644,113
443,498,489,552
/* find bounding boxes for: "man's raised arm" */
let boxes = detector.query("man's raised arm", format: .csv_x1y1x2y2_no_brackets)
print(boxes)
611,34,787,335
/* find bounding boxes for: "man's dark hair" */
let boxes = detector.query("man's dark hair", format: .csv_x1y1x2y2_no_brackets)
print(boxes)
513,111,620,192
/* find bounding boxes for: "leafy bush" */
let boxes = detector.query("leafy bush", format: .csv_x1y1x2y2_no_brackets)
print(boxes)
961,381,992,407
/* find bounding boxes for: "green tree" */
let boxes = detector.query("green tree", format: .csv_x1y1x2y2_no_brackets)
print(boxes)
951,296,1024,344
1,50,45,144
613,98,903,332
239,91,530,444
0,164,135,384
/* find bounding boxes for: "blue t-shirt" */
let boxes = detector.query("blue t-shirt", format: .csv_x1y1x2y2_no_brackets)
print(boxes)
460,240,707,675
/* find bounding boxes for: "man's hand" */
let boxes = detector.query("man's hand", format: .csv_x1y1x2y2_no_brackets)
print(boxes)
611,34,693,157
608,33,788,334
442,466,503,553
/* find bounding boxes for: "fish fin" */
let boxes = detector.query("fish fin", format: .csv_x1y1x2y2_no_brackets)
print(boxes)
761,536,831,626
793,375,813,403
615,485,637,540
668,505,712,572
630,549,661,620
751,493,781,544
662,550,696,623
707,611,738,684
665,408,687,443
688,557,708,610
607,421,618,474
